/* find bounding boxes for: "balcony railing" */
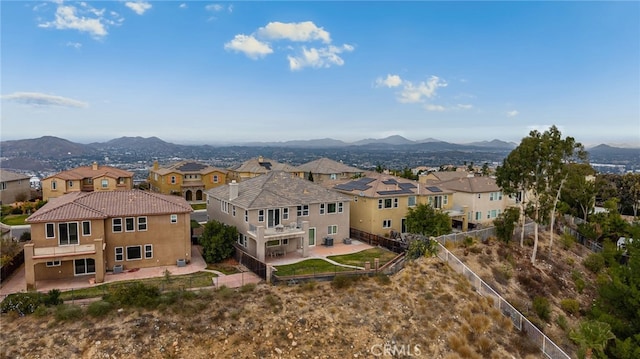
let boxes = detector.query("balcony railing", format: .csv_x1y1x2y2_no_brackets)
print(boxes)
33,244,96,258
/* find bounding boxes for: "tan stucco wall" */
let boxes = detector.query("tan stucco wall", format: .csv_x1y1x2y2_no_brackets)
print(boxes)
0,178,31,204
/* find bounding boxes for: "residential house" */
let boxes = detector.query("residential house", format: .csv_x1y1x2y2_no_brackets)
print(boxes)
426,175,516,229
226,156,303,183
205,171,351,262
148,160,227,202
419,170,471,183
0,169,31,204
24,190,193,289
327,172,458,237
296,157,364,183
41,162,134,201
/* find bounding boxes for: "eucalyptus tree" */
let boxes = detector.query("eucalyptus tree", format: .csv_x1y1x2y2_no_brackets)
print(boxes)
561,163,597,221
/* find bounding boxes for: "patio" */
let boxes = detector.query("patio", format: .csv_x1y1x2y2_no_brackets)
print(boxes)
266,238,374,266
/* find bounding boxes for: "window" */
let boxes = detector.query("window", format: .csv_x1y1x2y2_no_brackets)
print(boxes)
74,258,95,275
443,195,448,205
126,246,142,260
213,175,219,183
101,179,108,188
137,217,147,231
477,193,481,199
115,247,124,262
0,182,5,191
490,209,497,218
237,233,247,247
221,200,230,214
266,240,280,247
379,198,396,209
51,180,57,190
327,203,337,214
232,205,236,216
320,203,325,215
408,196,417,207
297,205,309,217
144,244,153,259
338,202,343,213
244,210,248,222
170,176,176,184
46,223,55,239
282,208,289,220
68,180,73,188
282,238,289,245
328,225,338,235
475,212,482,221
58,222,79,245
170,214,178,223
46,260,61,267
258,209,264,222
119,177,125,184
113,218,123,232
354,196,358,202
125,217,135,232
82,221,91,236
383,219,392,228
394,198,399,208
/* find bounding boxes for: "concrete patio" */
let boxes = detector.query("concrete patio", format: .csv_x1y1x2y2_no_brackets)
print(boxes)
266,239,374,266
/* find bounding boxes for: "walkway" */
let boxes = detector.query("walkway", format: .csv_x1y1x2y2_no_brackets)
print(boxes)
267,239,374,266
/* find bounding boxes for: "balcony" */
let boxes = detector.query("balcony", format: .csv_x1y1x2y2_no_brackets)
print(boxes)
248,223,305,239
33,244,96,259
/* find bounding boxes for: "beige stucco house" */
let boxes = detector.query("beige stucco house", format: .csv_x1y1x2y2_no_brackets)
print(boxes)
24,190,193,290
41,162,134,201
148,160,227,201
295,157,364,183
226,156,303,183
0,169,31,205
205,171,351,262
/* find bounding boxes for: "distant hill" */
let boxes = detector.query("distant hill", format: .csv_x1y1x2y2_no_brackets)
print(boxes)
465,139,517,149
0,136,97,158
587,144,640,164
352,135,416,146
90,136,182,152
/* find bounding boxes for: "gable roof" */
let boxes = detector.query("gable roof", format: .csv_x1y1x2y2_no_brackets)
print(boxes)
296,157,363,175
44,165,133,181
228,157,300,174
329,171,453,198
152,160,226,175
27,190,193,223
205,171,350,210
433,176,501,193
0,169,30,182
423,171,471,182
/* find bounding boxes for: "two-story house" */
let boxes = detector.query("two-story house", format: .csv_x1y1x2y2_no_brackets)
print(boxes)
24,190,193,290
328,172,458,237
41,162,134,201
427,176,516,229
0,169,31,205
205,171,351,262
148,160,227,202
226,156,303,183
296,157,364,183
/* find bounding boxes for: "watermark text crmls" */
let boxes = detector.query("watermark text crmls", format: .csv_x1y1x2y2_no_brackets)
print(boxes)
371,343,422,357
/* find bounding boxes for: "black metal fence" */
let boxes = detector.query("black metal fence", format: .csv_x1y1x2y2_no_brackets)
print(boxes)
349,228,407,253
233,244,267,280
1,249,24,283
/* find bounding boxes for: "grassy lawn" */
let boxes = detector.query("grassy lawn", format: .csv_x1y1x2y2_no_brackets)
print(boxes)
0,214,29,226
59,271,217,301
191,203,206,210
273,258,353,276
328,247,399,268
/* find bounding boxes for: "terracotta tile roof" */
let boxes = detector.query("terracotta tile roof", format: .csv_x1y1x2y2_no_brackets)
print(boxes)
44,165,133,181
432,176,500,193
205,171,350,210
27,190,192,223
152,160,227,176
0,169,30,182
327,171,453,198
296,157,363,175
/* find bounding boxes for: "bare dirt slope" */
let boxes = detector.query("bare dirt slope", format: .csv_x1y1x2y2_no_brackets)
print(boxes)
0,256,545,359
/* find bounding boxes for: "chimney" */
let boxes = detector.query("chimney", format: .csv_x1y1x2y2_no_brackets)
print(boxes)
92,161,98,171
229,180,238,200
258,156,264,163
153,160,159,170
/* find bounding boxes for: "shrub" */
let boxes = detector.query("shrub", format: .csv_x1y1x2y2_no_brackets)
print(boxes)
561,233,575,250
583,253,605,274
575,278,586,294
54,304,83,321
10,207,23,215
374,273,391,286
43,289,63,307
104,282,160,309
533,296,551,322
239,283,256,293
87,301,113,317
331,275,356,289
0,292,44,316
560,298,580,316
19,231,31,242
556,314,569,331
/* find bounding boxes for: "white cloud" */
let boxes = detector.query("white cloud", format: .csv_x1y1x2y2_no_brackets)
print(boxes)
398,76,447,104
376,74,403,88
205,4,224,12
224,34,273,59
507,110,519,117
457,104,473,110
288,44,353,71
257,21,331,44
2,92,88,108
425,104,446,112
125,1,152,15
179,3,187,9
38,4,108,37
66,41,82,49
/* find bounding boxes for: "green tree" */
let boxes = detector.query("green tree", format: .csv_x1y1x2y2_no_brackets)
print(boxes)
199,220,238,263
561,163,597,221
569,320,616,359
494,207,520,244
406,203,452,237
621,173,640,217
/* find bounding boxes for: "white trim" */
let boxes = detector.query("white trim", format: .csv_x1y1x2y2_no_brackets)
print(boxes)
45,223,55,239
81,220,91,236
144,244,153,259
115,246,124,262
125,217,135,232
137,216,147,231
126,245,143,261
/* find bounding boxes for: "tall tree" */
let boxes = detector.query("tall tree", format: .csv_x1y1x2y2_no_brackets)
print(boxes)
406,203,452,237
621,173,640,217
199,220,238,263
561,163,597,221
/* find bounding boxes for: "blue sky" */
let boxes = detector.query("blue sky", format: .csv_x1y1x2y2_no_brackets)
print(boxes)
1,1,639,146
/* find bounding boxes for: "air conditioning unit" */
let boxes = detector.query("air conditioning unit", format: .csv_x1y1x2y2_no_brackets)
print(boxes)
176,259,186,267
113,264,124,274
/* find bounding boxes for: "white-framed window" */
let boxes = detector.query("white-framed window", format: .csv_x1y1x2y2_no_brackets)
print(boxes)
244,210,248,222
68,180,73,188
338,202,343,213
378,198,397,209
125,217,135,232
354,196,358,202
58,222,79,245
320,203,325,215
282,238,289,245
213,175,219,183
170,176,176,184
115,247,124,262
232,205,236,216
82,221,91,236
137,217,147,231
297,205,309,216
46,260,61,267
51,180,57,190
258,209,264,222
101,179,108,188
126,245,142,260
328,225,338,235
266,240,280,247
382,219,392,228
327,203,337,214
282,208,289,220
490,209,497,218
0,182,5,190
144,244,153,259
443,195,448,205
46,223,55,239
330,173,337,180
221,200,230,214
112,218,123,232
408,196,417,207
237,233,247,247
170,214,178,223
475,212,482,221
